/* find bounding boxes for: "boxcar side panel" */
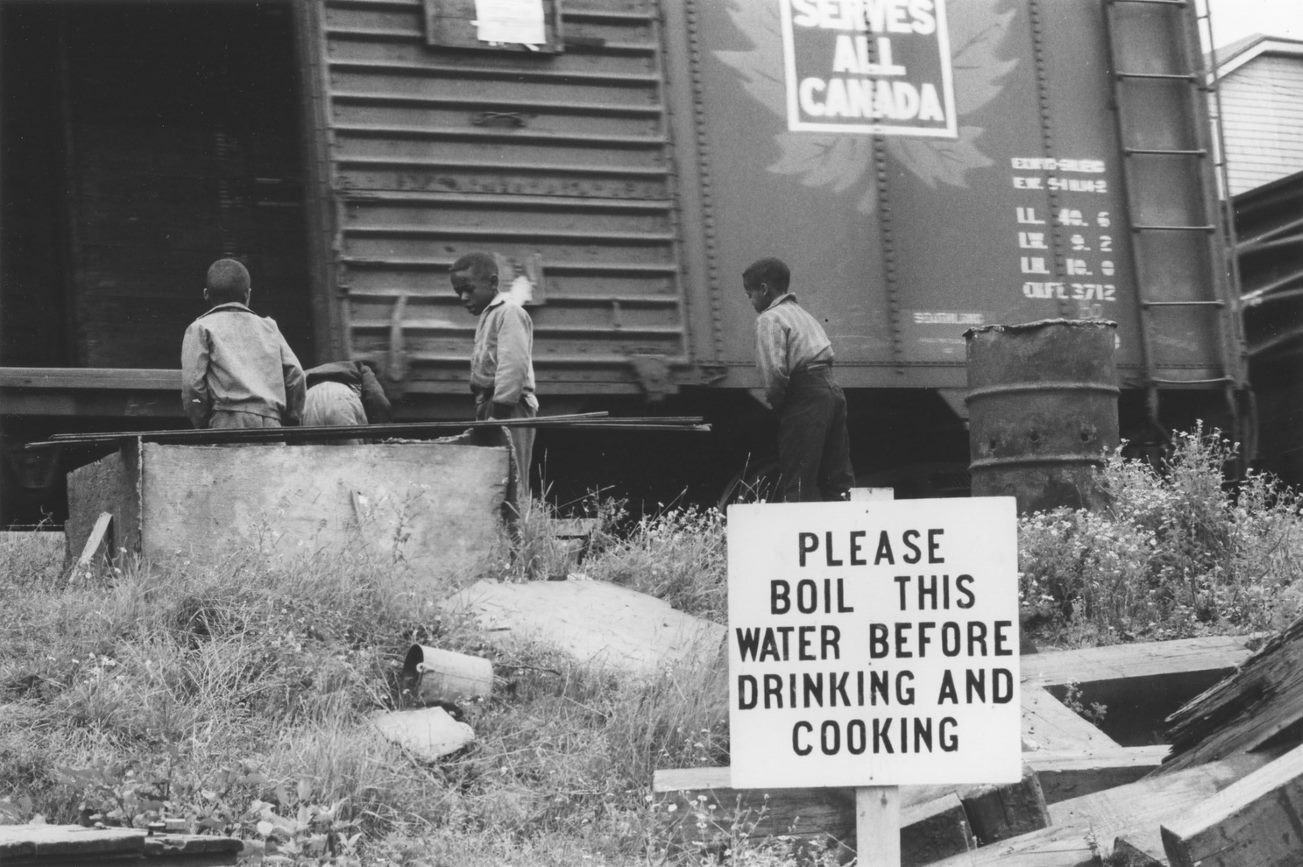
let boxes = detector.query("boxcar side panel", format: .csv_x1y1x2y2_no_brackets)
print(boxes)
320,0,694,402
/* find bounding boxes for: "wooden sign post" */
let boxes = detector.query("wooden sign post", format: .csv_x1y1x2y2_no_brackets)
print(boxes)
857,785,900,865
725,497,1022,863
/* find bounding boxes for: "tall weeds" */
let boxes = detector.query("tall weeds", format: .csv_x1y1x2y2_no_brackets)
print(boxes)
1019,423,1303,645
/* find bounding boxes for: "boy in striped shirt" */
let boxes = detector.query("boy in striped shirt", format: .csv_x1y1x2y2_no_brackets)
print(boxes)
743,257,855,502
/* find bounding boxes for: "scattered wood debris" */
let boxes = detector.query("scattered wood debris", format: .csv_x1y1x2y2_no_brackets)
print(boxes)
650,633,1275,864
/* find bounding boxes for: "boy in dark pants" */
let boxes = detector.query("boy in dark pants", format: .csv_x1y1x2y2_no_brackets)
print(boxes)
181,258,305,429
743,257,855,502
450,251,538,515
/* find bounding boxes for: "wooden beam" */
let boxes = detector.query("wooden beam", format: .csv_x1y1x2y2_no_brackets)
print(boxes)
1161,616,1303,775
1047,750,1280,861
918,753,1280,866
69,511,112,584
1021,636,1257,687
918,824,1099,866
1026,744,1170,803
1161,741,1303,867
1021,685,1122,752
0,367,180,390
903,766,1049,846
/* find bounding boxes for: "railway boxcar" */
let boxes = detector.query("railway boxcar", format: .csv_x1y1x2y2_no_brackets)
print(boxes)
0,0,1248,522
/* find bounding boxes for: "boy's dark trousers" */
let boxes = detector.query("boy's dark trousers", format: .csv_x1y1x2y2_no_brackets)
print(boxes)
472,390,536,519
776,365,855,502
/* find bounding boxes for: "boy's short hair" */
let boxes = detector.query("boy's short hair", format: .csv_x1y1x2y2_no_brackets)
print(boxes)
450,251,499,282
743,257,791,294
206,258,251,304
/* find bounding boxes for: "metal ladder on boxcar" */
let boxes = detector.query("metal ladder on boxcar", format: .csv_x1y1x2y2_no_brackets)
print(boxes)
1101,0,1246,438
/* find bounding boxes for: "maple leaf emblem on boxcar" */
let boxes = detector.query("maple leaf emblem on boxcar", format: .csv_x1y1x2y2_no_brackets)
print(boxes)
715,0,1018,213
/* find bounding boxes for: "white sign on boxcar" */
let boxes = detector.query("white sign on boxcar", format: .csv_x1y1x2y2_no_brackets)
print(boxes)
727,497,1020,789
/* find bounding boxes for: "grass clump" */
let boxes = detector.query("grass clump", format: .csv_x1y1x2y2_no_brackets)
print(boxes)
1019,422,1303,646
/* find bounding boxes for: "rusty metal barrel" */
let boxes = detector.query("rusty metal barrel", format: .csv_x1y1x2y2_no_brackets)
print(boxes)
965,319,1119,513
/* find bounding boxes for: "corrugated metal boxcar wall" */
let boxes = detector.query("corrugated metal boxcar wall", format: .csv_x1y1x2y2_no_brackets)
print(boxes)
317,0,690,409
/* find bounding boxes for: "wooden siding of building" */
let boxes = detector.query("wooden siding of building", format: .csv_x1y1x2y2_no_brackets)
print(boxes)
317,0,690,403
1217,52,1303,197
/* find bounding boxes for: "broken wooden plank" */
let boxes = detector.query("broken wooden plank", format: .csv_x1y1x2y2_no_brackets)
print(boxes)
1021,685,1122,752
1022,637,1254,751
1160,616,1303,775
1047,750,1279,861
70,511,112,582
1161,740,1303,867
1027,744,1169,803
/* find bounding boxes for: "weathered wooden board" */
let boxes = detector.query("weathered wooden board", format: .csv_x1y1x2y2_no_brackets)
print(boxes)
66,442,509,583
921,751,1277,867
446,579,726,677
1047,750,1279,861
1161,741,1303,867
1161,616,1303,774
903,766,1049,846
1028,744,1170,803
1021,636,1257,687
920,823,1099,866
1023,636,1255,749
1021,685,1122,752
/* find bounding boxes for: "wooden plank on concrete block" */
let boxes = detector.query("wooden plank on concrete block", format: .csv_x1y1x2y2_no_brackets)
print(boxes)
1022,685,1122,752
1048,750,1278,861
1027,744,1170,803
919,824,1100,866
446,579,726,677
1161,741,1303,867
1161,616,1303,775
132,442,507,581
901,792,975,866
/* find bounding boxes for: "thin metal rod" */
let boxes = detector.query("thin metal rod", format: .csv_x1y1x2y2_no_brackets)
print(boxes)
23,413,709,450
